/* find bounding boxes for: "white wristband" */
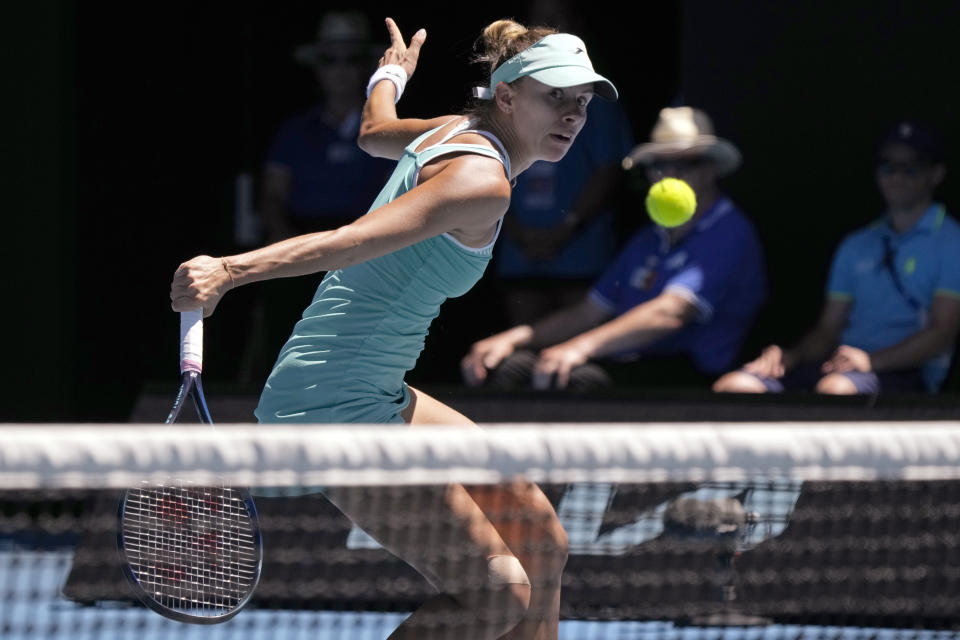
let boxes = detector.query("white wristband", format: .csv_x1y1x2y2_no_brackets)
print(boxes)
366,64,408,103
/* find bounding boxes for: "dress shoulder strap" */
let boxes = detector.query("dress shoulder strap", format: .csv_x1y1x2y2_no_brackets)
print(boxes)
416,119,512,177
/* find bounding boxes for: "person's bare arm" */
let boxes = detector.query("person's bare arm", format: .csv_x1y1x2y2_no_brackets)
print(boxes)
782,297,851,369
740,298,850,380
532,292,697,388
511,163,624,260
359,116,459,160
741,298,850,379
872,296,960,369
172,153,510,316
526,297,615,349
558,292,697,357
824,295,960,373
460,298,612,386
356,18,455,160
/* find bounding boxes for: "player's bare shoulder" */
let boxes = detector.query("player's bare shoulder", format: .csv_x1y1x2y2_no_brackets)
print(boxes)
416,119,511,196
419,152,511,197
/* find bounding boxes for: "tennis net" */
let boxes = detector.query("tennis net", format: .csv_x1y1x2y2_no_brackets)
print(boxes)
3,421,960,639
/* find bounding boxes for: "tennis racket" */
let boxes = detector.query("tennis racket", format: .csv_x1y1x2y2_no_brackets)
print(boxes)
117,309,263,623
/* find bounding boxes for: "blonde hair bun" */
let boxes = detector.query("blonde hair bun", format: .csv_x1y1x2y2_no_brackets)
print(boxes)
474,19,556,73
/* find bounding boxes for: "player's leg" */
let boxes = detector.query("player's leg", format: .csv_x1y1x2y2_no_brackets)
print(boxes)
324,386,533,639
323,473,530,639
464,479,567,640
404,386,568,640
400,384,476,424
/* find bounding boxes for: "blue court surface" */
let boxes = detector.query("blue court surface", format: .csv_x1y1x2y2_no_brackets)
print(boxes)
4,550,958,640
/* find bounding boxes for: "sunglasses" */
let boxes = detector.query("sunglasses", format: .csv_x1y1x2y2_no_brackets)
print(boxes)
649,157,709,175
317,53,367,67
876,161,930,177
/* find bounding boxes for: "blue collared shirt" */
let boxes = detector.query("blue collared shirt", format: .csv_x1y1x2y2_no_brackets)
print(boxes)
826,203,960,392
266,106,394,221
589,197,767,374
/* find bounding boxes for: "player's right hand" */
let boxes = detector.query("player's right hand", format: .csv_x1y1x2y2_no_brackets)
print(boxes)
742,344,786,379
380,17,426,80
170,255,233,318
460,336,515,387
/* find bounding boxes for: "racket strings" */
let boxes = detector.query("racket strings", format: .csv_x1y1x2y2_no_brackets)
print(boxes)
122,482,259,614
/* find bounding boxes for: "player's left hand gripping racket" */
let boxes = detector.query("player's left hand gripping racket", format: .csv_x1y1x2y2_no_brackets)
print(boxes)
117,309,262,623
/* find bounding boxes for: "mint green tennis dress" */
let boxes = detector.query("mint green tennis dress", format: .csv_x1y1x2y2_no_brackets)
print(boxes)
255,119,510,424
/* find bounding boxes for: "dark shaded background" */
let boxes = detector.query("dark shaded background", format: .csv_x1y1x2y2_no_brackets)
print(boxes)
5,1,960,421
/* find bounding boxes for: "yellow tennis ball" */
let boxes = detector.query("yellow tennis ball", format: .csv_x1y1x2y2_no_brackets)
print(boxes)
645,177,697,228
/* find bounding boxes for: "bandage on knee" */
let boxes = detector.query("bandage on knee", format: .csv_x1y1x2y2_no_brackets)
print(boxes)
487,555,530,586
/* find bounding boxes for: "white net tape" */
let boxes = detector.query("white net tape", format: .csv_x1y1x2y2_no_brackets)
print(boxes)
3,421,960,488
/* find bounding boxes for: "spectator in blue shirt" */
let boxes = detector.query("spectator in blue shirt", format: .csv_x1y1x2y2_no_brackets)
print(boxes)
259,10,394,241
462,107,767,391
713,120,960,396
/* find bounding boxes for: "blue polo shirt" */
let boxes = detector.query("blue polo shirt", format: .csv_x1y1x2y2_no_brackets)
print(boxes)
266,106,394,222
589,197,767,374
826,203,960,392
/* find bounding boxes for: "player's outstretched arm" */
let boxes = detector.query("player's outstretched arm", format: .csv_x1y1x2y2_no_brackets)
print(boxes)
171,154,510,317
358,17,454,159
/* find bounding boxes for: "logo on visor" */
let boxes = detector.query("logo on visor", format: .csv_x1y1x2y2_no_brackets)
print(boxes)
572,47,584,54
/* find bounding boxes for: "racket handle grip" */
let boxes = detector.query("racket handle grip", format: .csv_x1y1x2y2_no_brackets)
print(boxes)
180,309,203,374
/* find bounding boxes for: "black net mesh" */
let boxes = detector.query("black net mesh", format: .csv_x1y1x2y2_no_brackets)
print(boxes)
5,476,960,638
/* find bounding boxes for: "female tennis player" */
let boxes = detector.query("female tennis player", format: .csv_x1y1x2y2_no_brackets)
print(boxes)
171,17,617,639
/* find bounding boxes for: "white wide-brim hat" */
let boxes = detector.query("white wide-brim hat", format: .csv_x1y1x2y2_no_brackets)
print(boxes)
622,106,742,176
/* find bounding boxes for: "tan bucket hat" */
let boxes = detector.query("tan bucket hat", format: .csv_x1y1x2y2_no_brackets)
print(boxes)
622,106,742,176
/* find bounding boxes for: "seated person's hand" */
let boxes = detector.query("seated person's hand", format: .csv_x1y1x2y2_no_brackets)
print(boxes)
532,342,590,390
742,344,787,379
821,345,872,374
265,219,298,244
461,335,517,387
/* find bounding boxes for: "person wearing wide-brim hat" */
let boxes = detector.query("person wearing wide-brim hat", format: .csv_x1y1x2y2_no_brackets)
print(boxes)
244,10,395,383
261,9,390,241
462,104,767,395
622,106,741,177
621,106,743,237
287,11,383,120
292,10,382,67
